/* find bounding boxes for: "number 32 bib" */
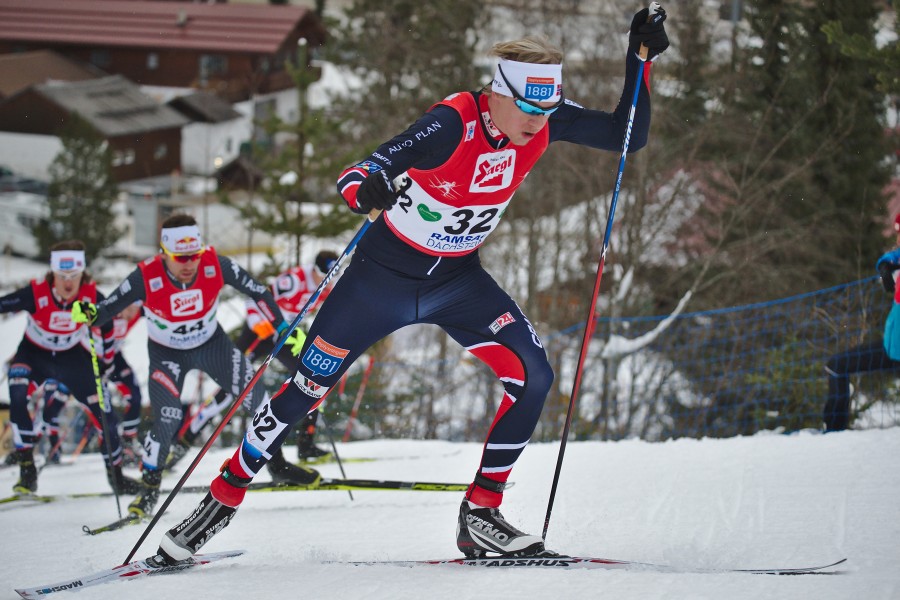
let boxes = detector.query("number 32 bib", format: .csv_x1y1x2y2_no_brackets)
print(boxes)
383,92,549,257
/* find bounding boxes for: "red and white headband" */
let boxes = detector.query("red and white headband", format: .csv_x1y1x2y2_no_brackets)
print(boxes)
50,250,86,273
160,225,203,255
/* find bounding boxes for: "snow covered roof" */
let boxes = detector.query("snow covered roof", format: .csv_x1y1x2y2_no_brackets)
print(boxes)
167,92,241,124
33,75,188,137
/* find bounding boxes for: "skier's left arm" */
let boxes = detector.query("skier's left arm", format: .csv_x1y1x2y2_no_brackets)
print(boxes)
548,7,668,152
876,248,900,293
219,255,287,332
92,290,117,366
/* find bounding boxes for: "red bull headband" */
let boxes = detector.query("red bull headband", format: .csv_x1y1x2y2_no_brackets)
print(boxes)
160,224,204,256
491,59,563,104
50,250,86,273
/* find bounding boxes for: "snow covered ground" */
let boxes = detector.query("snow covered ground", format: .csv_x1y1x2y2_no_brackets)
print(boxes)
1,256,899,598
1,430,899,599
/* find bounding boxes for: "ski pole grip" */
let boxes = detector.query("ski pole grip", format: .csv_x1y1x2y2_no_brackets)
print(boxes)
639,2,662,61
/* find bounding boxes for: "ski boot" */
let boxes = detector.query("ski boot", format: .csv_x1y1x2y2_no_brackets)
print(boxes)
121,432,141,467
297,429,331,462
157,460,248,565
456,499,545,558
107,463,142,494
164,431,196,471
46,433,61,465
128,468,162,518
267,448,321,486
12,448,37,494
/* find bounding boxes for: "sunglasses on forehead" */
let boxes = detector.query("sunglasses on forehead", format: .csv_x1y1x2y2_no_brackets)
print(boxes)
162,247,205,263
497,64,565,116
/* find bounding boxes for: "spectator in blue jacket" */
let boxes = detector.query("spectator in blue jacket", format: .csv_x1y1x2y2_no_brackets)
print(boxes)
823,213,900,431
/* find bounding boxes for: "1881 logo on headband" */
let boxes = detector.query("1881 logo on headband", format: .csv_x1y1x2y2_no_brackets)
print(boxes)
524,76,556,101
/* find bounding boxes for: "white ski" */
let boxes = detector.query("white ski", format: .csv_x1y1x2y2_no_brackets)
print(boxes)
333,555,847,574
14,550,244,598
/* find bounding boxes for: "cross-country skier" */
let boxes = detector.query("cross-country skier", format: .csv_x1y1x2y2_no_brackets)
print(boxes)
106,302,145,464
73,214,320,518
0,240,139,494
157,9,668,562
166,250,340,468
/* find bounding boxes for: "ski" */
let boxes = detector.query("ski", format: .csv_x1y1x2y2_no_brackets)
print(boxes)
241,478,470,493
82,514,142,535
14,549,244,599
8,477,471,507
296,455,375,465
333,555,847,575
81,477,470,535
0,492,55,506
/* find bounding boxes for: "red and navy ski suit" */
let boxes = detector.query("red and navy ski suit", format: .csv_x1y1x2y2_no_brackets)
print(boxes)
232,52,652,507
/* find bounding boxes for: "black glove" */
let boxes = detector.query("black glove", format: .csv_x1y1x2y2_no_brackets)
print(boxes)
629,5,669,62
356,170,399,212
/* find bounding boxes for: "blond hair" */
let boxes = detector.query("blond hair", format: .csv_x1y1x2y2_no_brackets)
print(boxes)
489,36,563,65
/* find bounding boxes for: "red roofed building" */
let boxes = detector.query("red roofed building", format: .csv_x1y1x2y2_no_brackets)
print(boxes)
0,0,327,102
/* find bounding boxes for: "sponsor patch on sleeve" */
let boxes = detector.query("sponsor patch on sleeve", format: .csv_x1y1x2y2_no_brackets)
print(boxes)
301,335,349,378
489,311,516,334
357,160,383,173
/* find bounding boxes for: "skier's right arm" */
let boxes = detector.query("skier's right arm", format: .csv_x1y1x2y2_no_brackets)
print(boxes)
0,286,36,315
92,268,147,326
337,106,462,214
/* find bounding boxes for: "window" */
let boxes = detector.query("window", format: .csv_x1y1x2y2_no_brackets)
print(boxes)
147,53,159,70
154,144,167,161
199,54,227,83
90,49,110,69
112,149,135,167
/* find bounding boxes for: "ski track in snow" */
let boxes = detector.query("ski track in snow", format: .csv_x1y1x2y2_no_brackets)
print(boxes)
0,433,899,599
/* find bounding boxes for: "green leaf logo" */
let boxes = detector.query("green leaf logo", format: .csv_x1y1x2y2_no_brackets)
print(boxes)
416,204,442,222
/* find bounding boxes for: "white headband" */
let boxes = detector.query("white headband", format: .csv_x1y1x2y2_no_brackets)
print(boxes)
50,250,86,273
160,225,203,255
492,59,562,103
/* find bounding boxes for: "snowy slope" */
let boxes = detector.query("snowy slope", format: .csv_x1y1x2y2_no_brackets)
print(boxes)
1,431,899,600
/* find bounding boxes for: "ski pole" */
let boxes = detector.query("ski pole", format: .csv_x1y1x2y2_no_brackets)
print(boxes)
317,411,352,501
122,208,382,565
84,329,123,519
342,354,375,443
541,2,662,543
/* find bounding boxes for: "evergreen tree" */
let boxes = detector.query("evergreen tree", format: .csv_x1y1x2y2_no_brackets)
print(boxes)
323,0,485,156
675,0,891,308
33,114,123,262
222,40,358,276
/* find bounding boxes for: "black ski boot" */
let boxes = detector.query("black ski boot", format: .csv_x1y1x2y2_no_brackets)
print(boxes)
456,499,545,558
12,448,37,494
267,447,321,486
121,433,141,467
297,428,331,461
157,461,249,565
164,439,191,471
46,433,61,465
107,463,142,494
128,468,162,518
